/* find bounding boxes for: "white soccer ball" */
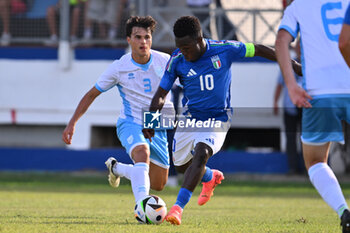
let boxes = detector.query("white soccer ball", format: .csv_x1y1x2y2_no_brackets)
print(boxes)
134,195,167,224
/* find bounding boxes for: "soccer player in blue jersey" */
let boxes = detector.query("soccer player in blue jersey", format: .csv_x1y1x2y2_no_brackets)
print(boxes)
339,3,350,67
275,0,350,232
143,15,302,225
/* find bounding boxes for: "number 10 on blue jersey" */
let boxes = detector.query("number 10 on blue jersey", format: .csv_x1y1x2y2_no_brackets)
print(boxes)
199,74,214,91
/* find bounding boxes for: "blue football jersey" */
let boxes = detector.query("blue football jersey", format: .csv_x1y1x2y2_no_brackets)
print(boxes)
160,39,254,121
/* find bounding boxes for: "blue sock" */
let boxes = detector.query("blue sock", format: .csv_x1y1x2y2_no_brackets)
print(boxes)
175,188,192,209
201,167,213,183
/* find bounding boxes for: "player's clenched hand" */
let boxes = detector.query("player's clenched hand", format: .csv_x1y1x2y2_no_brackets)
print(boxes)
288,84,312,108
142,128,155,142
62,124,75,144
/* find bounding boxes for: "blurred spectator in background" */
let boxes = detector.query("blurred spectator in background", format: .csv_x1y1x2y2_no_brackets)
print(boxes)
0,0,27,46
83,0,128,41
273,41,304,175
45,0,87,46
0,0,11,46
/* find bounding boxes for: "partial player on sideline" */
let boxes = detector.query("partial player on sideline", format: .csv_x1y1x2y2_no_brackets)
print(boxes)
275,0,350,232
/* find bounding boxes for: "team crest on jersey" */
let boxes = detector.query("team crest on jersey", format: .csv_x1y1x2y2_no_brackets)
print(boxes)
211,55,221,69
128,73,135,79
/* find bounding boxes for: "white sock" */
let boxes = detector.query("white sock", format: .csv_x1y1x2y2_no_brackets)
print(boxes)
114,162,133,180
308,162,348,217
131,162,150,203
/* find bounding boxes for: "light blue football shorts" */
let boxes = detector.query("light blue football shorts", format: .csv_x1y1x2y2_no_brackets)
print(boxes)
116,118,169,169
301,95,350,144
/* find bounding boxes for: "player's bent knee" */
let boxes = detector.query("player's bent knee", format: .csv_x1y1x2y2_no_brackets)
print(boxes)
131,144,150,163
194,143,213,160
192,148,212,167
132,144,149,154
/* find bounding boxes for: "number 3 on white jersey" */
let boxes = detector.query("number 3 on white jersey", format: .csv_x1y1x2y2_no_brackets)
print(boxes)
143,78,152,93
199,74,214,91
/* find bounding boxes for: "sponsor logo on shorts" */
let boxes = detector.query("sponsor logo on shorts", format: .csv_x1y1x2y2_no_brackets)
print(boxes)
127,135,134,144
205,138,215,144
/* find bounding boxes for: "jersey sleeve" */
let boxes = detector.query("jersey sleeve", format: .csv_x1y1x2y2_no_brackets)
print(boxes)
278,2,299,40
344,4,350,25
225,41,255,61
159,52,179,91
95,60,119,92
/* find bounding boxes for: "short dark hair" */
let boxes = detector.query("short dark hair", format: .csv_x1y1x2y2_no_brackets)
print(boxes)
125,16,157,37
173,16,202,39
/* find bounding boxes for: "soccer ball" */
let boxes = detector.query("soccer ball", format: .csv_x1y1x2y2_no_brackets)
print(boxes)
134,195,167,224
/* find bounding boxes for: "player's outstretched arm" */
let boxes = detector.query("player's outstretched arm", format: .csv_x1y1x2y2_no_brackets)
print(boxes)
142,87,169,142
62,87,101,144
253,43,302,76
339,23,350,67
275,29,311,108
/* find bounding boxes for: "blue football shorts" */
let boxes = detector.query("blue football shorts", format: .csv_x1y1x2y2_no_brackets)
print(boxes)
116,118,169,169
301,95,350,144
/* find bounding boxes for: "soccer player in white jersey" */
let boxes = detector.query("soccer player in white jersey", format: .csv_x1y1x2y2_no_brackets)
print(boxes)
143,16,302,225
62,16,174,203
275,0,350,232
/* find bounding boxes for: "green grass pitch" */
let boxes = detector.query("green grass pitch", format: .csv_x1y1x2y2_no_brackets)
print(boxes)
0,172,349,233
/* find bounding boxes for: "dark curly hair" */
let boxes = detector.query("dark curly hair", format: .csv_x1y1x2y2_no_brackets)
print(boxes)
125,16,157,37
173,16,202,39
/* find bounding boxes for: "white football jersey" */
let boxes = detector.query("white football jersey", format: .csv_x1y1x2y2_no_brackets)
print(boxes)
279,0,350,96
95,50,174,125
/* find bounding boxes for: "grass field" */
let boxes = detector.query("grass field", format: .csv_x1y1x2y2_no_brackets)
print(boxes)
0,172,349,233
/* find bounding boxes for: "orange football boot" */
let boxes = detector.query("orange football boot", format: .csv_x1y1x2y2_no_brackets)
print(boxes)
198,169,224,206
165,205,183,225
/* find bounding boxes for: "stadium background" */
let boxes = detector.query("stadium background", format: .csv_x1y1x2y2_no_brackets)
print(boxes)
0,0,349,176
